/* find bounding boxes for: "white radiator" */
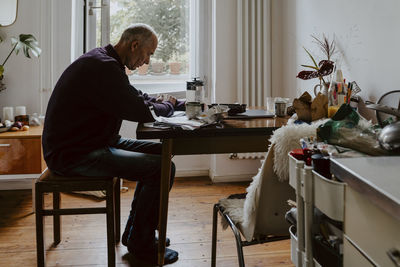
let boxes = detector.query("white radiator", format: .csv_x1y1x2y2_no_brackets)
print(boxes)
237,0,271,106
234,0,271,160
229,152,266,160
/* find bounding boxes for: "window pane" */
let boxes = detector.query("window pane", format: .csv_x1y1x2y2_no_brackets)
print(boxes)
110,0,190,79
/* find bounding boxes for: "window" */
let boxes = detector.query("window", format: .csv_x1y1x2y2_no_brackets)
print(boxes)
85,0,209,97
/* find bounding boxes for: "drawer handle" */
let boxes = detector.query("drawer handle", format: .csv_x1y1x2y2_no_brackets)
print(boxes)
388,248,400,267
0,144,11,147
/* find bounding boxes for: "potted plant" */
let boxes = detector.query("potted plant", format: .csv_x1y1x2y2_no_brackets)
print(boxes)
0,34,41,92
296,34,335,96
150,59,165,74
137,63,149,75
168,53,181,75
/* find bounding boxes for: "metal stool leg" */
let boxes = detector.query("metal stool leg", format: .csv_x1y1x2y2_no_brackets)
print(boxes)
211,204,219,267
35,184,45,267
53,191,61,245
106,181,116,267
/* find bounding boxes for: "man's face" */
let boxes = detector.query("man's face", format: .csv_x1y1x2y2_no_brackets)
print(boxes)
126,35,157,70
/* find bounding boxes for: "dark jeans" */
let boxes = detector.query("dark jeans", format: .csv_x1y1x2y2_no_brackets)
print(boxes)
56,137,175,250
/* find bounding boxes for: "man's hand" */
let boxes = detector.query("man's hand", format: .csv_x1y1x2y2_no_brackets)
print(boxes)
166,95,177,106
156,94,177,106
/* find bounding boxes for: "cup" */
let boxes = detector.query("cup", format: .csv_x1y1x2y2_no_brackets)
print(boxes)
2,107,14,121
274,100,286,117
15,106,26,116
266,97,275,114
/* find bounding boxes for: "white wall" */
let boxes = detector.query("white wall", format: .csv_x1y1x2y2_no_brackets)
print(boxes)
0,0,72,116
271,0,400,106
0,0,41,115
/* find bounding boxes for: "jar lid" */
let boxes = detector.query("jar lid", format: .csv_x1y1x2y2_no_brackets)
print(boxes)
186,81,195,90
192,77,204,86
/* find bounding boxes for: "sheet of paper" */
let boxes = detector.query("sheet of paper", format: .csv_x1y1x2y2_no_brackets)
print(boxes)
144,111,205,130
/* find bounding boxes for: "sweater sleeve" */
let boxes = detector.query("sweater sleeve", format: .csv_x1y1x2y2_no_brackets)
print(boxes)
91,61,155,123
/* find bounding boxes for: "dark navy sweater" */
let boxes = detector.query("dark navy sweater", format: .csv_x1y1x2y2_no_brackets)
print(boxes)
43,44,175,171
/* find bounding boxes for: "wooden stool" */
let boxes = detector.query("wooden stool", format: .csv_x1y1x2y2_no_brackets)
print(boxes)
35,168,120,267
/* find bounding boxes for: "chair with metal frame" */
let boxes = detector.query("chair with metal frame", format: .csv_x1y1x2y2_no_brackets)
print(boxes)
211,145,295,267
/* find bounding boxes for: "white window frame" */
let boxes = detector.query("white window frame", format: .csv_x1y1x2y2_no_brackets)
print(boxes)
82,0,212,99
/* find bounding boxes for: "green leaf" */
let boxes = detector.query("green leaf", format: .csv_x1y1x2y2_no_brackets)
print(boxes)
0,65,4,76
11,34,41,58
303,47,319,69
300,64,319,70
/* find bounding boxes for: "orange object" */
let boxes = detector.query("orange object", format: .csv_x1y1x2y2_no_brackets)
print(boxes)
328,105,340,118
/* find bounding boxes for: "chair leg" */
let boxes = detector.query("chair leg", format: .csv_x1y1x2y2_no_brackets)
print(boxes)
234,232,245,267
35,184,45,267
224,212,245,267
114,178,121,243
211,204,219,267
53,192,61,245
106,181,116,267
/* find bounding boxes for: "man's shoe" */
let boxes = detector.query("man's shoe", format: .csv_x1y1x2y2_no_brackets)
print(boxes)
128,246,179,265
122,230,170,247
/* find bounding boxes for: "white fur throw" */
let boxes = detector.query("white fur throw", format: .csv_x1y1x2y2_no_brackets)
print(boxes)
218,198,245,229
270,119,326,181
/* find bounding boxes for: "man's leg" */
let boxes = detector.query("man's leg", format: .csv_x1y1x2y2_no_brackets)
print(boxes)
111,139,174,247
61,139,177,264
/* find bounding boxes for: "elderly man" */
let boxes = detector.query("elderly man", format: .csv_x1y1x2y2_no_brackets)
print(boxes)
42,24,179,264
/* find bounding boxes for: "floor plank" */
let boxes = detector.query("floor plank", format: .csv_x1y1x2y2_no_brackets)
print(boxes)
0,177,293,267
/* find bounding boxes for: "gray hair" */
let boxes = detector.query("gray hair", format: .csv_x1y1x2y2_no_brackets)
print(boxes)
119,23,157,45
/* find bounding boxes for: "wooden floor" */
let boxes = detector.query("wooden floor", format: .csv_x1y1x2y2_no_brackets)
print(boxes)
0,177,293,267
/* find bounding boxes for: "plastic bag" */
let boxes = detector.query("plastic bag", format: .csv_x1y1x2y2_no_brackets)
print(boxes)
317,104,388,156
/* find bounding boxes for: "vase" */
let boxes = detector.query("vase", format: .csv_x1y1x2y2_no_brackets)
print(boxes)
0,75,6,93
169,62,181,75
313,82,329,97
137,64,149,75
151,62,165,74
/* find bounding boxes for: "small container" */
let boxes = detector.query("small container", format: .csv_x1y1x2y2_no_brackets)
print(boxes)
15,115,30,126
185,102,202,119
274,99,286,117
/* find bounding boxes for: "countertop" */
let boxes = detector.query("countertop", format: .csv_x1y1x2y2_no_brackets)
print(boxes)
331,156,400,221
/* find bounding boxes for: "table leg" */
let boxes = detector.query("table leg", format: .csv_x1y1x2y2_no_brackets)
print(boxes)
158,139,173,266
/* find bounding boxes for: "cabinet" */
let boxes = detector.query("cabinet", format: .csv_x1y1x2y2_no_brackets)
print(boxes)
0,126,46,189
332,157,400,267
289,155,400,267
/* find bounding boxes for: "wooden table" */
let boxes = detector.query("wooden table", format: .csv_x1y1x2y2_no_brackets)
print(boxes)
136,116,288,266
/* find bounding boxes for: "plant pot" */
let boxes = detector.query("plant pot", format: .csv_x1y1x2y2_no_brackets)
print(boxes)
151,62,165,74
169,62,181,75
0,75,6,93
137,64,149,75
125,66,134,76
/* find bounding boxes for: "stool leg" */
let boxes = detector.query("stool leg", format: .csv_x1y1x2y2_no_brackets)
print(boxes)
114,178,121,243
35,184,45,267
53,192,61,245
106,182,116,267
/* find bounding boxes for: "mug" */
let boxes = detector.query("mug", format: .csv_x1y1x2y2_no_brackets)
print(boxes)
274,101,286,117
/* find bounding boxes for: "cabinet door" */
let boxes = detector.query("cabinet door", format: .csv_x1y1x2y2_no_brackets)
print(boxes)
345,186,400,266
0,138,42,174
